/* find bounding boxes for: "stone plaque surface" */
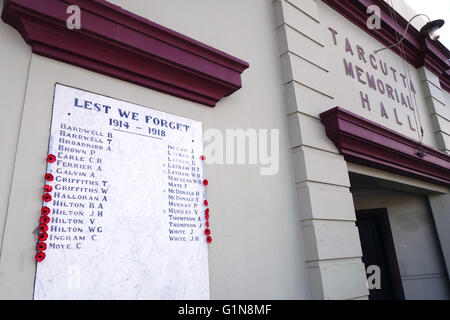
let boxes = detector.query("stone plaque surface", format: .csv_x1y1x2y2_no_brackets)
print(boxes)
34,84,209,299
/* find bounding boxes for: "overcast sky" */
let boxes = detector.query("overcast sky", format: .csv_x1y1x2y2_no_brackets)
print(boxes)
405,0,450,49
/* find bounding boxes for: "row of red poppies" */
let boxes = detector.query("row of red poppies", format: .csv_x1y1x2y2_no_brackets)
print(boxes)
35,154,57,262
200,155,212,244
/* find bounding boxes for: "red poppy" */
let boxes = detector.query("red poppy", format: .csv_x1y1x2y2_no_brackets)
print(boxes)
42,193,52,202
206,236,212,244
40,216,50,224
205,213,209,220
205,208,210,214
37,242,47,252
203,179,208,186
35,252,46,262
41,206,50,215
46,154,56,163
204,228,211,236
44,173,54,181
43,185,52,192
38,232,48,241
206,221,209,228
200,155,206,160
39,224,48,232
204,200,208,206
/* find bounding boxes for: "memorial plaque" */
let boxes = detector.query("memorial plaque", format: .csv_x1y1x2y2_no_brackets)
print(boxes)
34,84,209,299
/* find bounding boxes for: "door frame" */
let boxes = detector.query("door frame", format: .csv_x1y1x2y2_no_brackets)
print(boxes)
356,208,405,300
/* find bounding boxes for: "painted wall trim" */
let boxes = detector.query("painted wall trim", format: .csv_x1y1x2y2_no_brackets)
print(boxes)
320,107,450,186
1,0,249,107
321,0,450,93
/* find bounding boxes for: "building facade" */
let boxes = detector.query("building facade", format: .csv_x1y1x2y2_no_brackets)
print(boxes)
0,0,449,299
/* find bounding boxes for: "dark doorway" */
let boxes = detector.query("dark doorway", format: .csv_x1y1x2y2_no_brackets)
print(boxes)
356,209,405,300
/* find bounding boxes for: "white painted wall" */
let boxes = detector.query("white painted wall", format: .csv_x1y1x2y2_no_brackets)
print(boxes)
319,1,440,149
0,0,448,300
275,0,449,300
275,0,369,300
0,0,310,299
0,0,32,253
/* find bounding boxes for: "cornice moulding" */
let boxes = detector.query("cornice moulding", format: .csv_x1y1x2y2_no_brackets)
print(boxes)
1,0,249,107
320,107,450,186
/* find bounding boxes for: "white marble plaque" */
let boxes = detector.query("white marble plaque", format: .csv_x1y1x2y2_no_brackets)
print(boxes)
34,84,209,300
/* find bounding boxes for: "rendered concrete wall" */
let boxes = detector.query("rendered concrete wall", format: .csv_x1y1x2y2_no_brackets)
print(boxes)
353,190,450,300
428,193,450,281
274,0,449,300
0,0,310,299
0,0,32,253
418,67,450,153
274,0,369,299
0,0,448,301
385,0,450,154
